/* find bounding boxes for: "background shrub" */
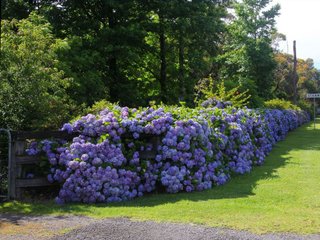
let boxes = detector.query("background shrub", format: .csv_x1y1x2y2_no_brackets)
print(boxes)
264,99,301,110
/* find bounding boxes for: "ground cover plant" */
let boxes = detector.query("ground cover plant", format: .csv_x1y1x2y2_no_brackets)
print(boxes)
25,100,310,204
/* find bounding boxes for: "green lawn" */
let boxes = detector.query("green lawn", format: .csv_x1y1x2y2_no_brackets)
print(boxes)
1,119,320,234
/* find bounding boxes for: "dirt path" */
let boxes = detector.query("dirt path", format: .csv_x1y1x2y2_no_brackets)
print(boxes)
1,214,319,240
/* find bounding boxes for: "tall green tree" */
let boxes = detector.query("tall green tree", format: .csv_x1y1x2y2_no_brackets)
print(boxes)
273,53,320,102
46,0,152,106
45,0,227,106
1,0,56,20
0,13,75,130
142,0,227,104
217,0,280,106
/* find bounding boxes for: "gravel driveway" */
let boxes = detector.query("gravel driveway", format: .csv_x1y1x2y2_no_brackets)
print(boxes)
1,214,319,240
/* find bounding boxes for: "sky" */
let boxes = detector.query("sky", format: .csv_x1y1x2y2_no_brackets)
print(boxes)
272,0,320,69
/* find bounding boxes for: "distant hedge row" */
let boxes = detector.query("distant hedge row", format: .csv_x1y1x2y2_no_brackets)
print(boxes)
28,103,310,204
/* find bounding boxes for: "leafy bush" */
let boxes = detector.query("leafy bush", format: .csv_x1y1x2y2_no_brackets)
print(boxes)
195,77,251,108
0,13,76,130
27,103,309,204
81,100,116,117
264,99,300,111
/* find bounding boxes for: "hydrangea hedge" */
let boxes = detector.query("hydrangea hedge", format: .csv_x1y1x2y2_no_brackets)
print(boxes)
27,101,310,204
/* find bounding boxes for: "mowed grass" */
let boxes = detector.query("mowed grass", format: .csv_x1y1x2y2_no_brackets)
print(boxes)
1,119,320,234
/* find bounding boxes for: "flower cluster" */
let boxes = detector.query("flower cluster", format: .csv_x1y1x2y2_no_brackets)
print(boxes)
201,98,232,109
26,104,310,204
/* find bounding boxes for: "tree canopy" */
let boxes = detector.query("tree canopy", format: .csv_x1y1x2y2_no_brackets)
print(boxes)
1,0,319,130
0,13,75,129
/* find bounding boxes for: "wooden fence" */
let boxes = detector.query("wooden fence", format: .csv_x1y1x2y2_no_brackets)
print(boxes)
9,131,76,199
9,131,160,200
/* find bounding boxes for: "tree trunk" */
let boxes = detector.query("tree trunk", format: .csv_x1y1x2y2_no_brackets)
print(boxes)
178,28,186,101
159,15,167,103
108,9,119,102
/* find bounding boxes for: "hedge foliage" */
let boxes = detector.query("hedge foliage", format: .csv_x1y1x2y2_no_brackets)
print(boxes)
27,101,310,204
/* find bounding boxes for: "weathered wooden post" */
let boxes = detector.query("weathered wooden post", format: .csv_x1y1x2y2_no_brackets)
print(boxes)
0,129,12,201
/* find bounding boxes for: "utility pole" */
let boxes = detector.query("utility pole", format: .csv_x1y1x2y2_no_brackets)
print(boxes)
293,40,298,105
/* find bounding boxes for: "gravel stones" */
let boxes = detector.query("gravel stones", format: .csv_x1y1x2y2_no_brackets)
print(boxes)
1,215,319,240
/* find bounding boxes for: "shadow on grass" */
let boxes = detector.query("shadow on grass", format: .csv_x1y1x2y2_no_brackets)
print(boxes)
1,120,320,219
93,119,320,207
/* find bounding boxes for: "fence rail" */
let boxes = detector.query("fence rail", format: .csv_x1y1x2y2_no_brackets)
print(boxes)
9,131,77,199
